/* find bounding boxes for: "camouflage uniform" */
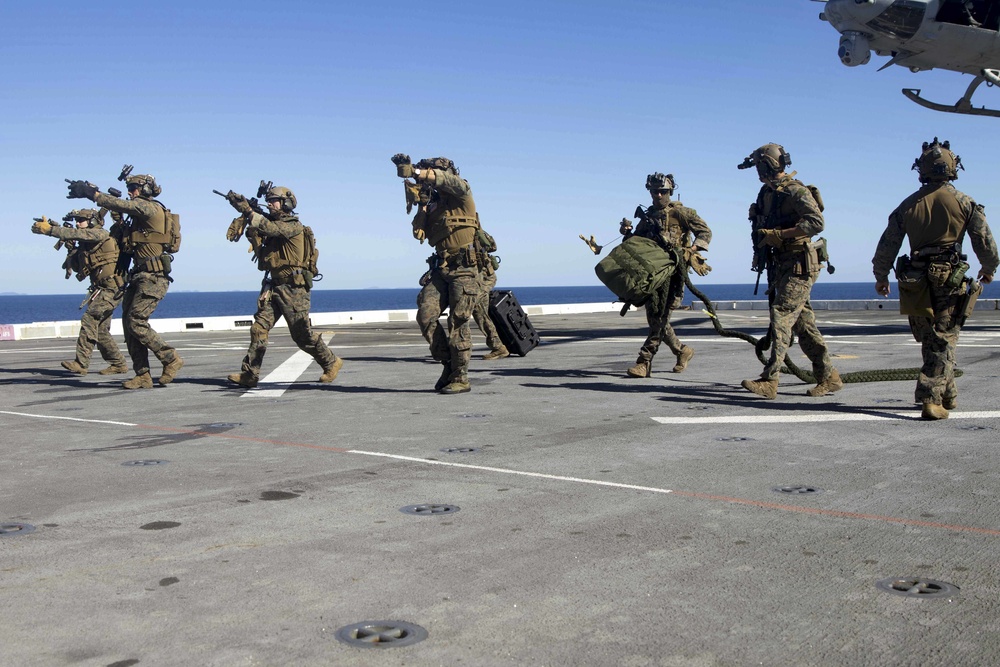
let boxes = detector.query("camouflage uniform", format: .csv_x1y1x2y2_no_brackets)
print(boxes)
92,190,182,386
37,221,127,373
626,200,711,372
751,175,835,384
872,181,998,409
410,168,483,393
472,263,505,356
233,210,340,384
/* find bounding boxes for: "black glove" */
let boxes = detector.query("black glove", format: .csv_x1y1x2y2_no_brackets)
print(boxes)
391,153,414,178
66,179,98,200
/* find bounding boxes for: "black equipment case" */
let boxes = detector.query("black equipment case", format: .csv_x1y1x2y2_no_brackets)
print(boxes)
488,290,540,356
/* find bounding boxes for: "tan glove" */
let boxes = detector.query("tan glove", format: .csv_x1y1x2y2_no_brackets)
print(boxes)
413,225,426,244
619,217,633,236
31,216,53,235
404,180,421,214
578,234,602,255
757,228,784,248
685,248,712,276
226,216,247,242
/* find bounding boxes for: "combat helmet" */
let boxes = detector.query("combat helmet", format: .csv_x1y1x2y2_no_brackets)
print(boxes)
738,143,792,178
912,137,963,183
416,157,459,176
645,172,676,194
265,186,297,212
63,209,103,226
125,174,161,198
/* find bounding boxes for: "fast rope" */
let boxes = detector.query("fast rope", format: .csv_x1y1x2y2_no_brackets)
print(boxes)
681,273,956,383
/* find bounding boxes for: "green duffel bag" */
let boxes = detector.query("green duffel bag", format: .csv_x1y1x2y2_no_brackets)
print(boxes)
595,236,678,306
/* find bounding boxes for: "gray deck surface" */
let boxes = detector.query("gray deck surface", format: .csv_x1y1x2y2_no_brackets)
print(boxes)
2,307,999,667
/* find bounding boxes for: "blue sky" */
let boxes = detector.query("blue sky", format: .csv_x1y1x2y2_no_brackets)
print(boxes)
4,1,999,295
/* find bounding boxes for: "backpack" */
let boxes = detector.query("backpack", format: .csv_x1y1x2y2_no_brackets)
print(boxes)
302,225,321,278
595,236,678,306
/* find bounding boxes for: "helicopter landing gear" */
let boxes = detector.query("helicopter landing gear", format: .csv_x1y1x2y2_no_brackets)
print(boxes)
902,69,1000,117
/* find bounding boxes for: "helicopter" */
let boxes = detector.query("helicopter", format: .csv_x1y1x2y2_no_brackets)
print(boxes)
818,0,1000,117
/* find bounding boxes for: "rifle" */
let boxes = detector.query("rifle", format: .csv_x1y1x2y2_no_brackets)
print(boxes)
213,179,272,217
749,205,775,295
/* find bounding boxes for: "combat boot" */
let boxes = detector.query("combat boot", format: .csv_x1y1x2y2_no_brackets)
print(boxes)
159,355,184,386
99,363,128,375
319,356,344,383
60,360,87,376
921,401,949,420
123,372,153,390
627,361,651,378
806,369,844,397
741,378,778,399
434,362,453,392
943,396,957,410
227,372,258,388
440,376,471,394
483,345,510,361
673,346,695,373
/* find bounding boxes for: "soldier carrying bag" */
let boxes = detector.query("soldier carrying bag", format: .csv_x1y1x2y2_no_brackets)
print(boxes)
595,236,678,307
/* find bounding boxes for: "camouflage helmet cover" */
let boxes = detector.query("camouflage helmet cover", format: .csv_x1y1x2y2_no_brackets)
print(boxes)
265,186,297,211
912,137,962,182
645,172,676,193
739,143,792,176
125,174,161,198
63,208,103,226
416,157,459,175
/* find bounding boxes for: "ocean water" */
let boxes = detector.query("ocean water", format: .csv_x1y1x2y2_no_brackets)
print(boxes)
2,282,997,325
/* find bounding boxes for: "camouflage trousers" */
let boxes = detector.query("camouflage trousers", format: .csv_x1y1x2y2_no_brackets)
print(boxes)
241,283,337,380
75,285,125,369
122,271,177,376
761,270,833,381
637,275,685,364
472,270,503,352
416,264,481,383
908,284,962,406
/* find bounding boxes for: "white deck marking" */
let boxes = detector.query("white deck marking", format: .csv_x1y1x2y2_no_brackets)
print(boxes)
0,410,136,426
652,410,1000,425
241,333,335,398
347,450,674,494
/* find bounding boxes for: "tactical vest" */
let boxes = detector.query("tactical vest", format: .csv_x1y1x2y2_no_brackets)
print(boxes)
425,188,480,251
901,184,967,253
640,202,690,250
125,199,169,259
758,178,823,231
258,215,316,287
81,236,120,284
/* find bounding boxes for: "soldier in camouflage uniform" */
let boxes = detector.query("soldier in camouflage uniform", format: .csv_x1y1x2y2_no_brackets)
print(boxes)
738,144,841,399
620,172,712,378
872,138,998,420
67,173,184,389
223,186,343,388
471,228,508,361
30,209,128,376
392,154,484,394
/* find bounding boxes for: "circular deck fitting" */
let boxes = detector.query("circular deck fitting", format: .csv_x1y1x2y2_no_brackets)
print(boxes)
399,504,460,516
716,436,754,442
0,523,36,537
686,405,712,411
334,620,428,648
121,459,169,467
958,425,992,431
205,422,243,429
457,413,491,420
876,577,959,599
440,447,479,454
873,398,904,404
772,485,824,495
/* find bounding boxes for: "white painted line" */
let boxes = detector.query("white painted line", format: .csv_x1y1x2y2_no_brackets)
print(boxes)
241,333,334,398
0,410,137,426
652,411,1000,425
347,450,674,495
